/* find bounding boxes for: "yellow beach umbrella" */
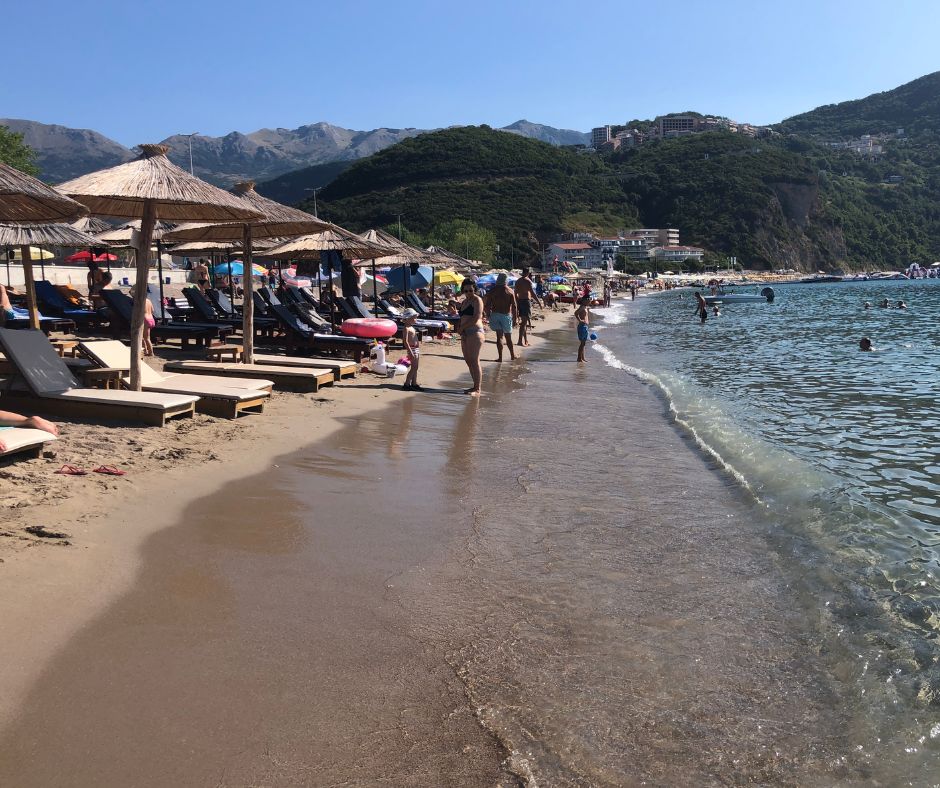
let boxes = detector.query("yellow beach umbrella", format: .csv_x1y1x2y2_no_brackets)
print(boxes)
434,269,464,287
10,246,55,261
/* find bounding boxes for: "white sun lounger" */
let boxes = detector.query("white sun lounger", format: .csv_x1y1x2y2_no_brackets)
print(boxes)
162,360,335,393
250,353,358,380
78,340,270,419
0,328,198,426
0,427,57,461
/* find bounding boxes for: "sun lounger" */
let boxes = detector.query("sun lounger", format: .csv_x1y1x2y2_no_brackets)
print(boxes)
35,281,104,327
0,426,57,461
250,353,357,381
101,290,226,348
0,328,197,426
162,360,334,393
266,303,373,361
77,340,270,419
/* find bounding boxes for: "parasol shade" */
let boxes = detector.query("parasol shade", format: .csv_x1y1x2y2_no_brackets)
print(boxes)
0,161,87,223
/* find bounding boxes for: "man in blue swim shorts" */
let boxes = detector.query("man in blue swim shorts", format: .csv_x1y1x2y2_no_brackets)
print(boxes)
575,295,591,363
484,273,518,362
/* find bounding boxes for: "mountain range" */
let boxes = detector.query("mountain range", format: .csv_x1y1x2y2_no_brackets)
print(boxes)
0,117,590,185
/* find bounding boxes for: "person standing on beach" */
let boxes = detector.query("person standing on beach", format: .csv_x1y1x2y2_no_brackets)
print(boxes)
514,268,542,347
484,273,517,362
458,279,485,396
575,296,591,363
400,309,422,391
603,279,612,307
87,261,105,301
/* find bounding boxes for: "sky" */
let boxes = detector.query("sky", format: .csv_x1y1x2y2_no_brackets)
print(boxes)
3,0,939,146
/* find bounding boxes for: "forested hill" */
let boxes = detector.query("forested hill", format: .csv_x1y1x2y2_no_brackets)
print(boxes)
315,126,638,252
776,71,940,138
314,121,940,270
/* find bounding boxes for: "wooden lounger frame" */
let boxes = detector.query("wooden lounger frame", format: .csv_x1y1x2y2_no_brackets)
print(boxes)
0,391,195,427
164,363,333,393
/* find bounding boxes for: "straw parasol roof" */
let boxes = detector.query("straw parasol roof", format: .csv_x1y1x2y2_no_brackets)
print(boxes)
425,244,477,269
0,222,101,248
359,228,442,267
163,181,328,243
0,161,88,224
70,215,112,235
57,145,263,222
267,225,395,260
94,219,176,246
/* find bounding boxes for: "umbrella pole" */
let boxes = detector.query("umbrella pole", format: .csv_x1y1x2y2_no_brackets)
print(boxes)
129,199,156,391
328,254,335,332
227,251,234,303
20,245,40,331
156,239,166,324
40,250,45,282
242,224,254,364
371,258,378,308
5,248,10,287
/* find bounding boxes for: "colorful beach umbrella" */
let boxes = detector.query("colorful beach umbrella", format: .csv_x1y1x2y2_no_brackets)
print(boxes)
433,269,464,287
65,250,118,263
211,261,265,276
10,245,55,261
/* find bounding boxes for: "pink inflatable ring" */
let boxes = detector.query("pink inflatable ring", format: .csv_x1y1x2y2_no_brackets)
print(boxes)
340,317,398,339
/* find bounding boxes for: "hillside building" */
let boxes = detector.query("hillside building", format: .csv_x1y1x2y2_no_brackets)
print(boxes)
649,245,704,265
591,126,612,148
545,242,605,269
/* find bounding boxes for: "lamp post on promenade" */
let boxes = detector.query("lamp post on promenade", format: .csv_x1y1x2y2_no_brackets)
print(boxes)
303,187,322,216
179,132,199,175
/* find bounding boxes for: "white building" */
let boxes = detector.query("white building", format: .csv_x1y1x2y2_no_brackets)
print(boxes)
591,126,612,148
545,242,605,269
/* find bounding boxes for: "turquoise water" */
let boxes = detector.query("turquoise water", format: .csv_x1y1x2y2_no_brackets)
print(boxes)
594,280,940,780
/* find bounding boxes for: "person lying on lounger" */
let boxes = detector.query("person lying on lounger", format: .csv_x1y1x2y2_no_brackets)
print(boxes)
0,284,15,326
0,410,58,452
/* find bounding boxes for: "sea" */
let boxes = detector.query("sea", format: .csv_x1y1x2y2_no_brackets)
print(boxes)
580,279,940,785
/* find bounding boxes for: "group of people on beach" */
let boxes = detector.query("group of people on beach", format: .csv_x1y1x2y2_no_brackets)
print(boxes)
402,267,594,396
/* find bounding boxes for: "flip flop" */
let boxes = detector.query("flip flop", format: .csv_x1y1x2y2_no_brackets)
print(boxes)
93,465,126,476
55,464,87,476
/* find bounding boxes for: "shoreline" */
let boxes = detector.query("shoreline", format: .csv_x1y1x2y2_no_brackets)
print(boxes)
0,306,573,737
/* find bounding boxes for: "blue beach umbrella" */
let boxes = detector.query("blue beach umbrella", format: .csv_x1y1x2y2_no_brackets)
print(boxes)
548,274,566,283
384,264,433,292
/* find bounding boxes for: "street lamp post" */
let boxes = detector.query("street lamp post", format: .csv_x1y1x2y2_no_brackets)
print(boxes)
303,187,322,217
179,132,199,175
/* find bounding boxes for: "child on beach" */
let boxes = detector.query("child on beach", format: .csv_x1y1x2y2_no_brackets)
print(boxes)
130,286,155,356
401,308,422,391
575,296,591,363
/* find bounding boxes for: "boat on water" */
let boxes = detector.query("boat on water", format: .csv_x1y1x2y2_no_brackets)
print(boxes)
798,274,844,284
703,286,775,304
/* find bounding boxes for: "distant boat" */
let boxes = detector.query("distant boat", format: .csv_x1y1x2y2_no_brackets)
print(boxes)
798,274,844,283
703,286,775,304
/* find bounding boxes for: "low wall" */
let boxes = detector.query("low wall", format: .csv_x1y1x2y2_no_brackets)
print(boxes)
2,264,191,290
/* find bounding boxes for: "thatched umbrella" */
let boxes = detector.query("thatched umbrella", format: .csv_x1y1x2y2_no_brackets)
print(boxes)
164,181,328,363
267,226,395,330
57,144,262,389
70,216,112,235
0,161,89,328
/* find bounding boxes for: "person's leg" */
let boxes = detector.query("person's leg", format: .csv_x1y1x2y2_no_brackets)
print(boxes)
495,330,504,362
410,354,420,388
505,330,515,360
578,339,586,362
464,331,483,395
143,326,153,356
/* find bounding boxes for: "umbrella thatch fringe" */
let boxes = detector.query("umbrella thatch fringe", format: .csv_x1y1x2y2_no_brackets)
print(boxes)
0,161,88,223
266,225,395,260
0,222,100,247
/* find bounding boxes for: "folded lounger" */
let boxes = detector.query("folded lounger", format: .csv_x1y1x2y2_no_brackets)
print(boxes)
249,353,357,381
0,426,58,461
0,328,197,426
77,340,271,419
348,295,444,333
101,290,227,348
162,360,334,393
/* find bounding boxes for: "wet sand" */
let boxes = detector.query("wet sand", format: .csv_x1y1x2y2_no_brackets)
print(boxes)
0,303,859,785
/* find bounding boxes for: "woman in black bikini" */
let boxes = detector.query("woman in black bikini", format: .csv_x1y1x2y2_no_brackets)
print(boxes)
458,279,485,396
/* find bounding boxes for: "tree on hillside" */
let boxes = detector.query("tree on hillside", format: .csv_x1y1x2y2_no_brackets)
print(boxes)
427,219,496,264
0,126,38,175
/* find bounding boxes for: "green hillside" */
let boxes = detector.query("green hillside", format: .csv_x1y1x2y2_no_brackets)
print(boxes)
256,159,354,205
297,75,940,270
313,126,639,260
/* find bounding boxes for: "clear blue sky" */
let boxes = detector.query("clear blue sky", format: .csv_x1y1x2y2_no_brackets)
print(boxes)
3,0,939,145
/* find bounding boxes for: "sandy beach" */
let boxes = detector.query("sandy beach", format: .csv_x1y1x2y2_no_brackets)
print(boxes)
0,306,571,784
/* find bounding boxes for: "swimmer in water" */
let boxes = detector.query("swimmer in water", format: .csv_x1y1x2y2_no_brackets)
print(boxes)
863,301,871,309
879,298,890,309
897,300,907,309
712,306,720,317
859,337,873,351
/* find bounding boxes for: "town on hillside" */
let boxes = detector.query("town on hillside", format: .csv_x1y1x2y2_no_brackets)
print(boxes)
543,228,704,272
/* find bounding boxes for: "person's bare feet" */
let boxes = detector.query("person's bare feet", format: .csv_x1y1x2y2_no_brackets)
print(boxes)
463,387,481,396
27,415,58,435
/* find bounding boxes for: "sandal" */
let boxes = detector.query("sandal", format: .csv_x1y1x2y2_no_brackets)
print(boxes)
55,464,87,476
93,465,126,476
